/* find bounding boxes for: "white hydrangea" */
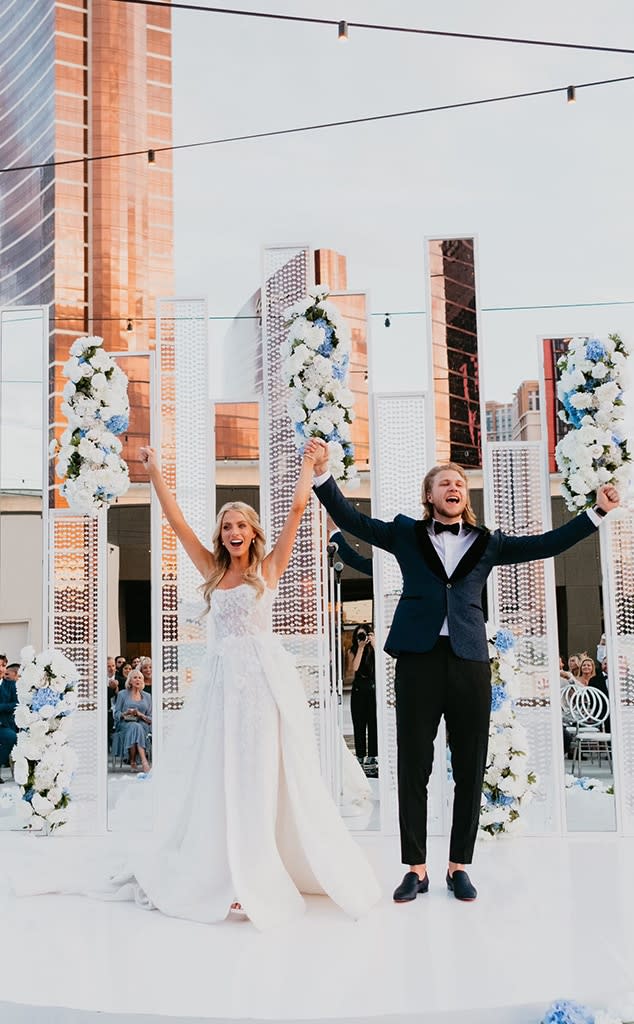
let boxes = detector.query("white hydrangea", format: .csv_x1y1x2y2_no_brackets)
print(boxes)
282,291,357,483
555,334,632,512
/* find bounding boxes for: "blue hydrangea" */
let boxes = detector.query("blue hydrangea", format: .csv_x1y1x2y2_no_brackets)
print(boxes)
343,443,354,458
561,392,584,429
585,338,605,361
492,793,514,806
541,999,594,1024
31,687,61,713
332,363,346,381
490,683,507,711
23,789,34,802
494,628,515,653
105,415,128,435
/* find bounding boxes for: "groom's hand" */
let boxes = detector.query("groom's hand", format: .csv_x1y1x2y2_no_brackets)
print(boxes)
596,484,620,513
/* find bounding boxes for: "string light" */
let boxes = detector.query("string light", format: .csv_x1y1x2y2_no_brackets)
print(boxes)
567,85,576,103
384,314,391,328
147,149,156,163
338,20,348,41
2,73,632,175
114,0,634,57
126,319,134,331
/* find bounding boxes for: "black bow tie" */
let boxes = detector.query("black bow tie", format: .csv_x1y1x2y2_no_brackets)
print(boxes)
433,521,461,536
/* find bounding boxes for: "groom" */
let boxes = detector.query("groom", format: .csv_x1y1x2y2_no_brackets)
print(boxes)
311,441,619,901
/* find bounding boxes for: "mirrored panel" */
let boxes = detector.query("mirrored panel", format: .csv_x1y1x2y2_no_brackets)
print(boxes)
0,306,45,829
543,337,616,831
322,292,379,831
106,353,153,829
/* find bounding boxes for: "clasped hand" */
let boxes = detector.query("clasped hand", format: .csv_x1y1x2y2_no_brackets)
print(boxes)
303,438,329,475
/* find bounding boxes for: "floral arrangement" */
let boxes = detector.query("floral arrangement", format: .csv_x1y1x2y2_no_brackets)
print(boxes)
555,334,631,512
12,646,79,831
565,774,614,795
542,996,633,1023
480,628,538,837
53,335,130,514
283,286,357,484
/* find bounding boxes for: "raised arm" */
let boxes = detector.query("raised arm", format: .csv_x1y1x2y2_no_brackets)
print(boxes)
313,476,395,553
496,484,620,566
263,441,320,585
140,446,214,580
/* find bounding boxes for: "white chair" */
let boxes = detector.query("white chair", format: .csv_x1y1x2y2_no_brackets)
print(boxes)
568,685,611,776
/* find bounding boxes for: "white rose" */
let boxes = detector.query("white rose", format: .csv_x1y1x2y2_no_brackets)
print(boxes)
591,362,609,380
89,348,112,372
16,799,34,821
31,793,55,817
70,338,88,357
13,757,29,785
90,372,108,393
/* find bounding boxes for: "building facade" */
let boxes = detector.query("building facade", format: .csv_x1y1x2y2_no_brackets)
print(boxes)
0,0,174,484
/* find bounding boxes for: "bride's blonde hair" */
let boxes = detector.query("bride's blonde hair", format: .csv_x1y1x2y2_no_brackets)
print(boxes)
201,502,266,609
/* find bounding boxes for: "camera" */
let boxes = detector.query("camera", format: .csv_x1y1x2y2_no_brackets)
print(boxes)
357,630,366,642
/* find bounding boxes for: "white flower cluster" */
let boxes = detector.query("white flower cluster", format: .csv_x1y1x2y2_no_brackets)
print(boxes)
555,334,632,512
564,773,613,795
282,286,357,484
480,630,538,838
12,646,79,831
54,335,130,514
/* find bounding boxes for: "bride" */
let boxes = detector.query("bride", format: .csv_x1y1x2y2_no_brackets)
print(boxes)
66,438,379,930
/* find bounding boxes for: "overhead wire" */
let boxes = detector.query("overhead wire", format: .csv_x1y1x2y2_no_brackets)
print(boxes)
114,0,634,57
2,73,633,175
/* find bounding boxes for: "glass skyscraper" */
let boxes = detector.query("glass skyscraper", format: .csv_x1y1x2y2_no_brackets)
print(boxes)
0,0,174,483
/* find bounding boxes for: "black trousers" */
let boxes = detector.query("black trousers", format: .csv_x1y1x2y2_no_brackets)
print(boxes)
351,685,378,759
395,638,491,865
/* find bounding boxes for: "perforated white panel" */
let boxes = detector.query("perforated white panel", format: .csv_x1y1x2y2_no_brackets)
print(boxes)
48,510,106,833
259,247,324,736
156,300,211,733
372,393,428,835
487,442,558,832
601,514,634,833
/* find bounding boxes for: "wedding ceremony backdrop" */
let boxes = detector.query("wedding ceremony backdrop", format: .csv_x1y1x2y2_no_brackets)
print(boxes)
1,236,633,839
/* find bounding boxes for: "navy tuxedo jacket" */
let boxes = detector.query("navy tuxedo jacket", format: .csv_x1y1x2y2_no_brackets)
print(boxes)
315,476,598,662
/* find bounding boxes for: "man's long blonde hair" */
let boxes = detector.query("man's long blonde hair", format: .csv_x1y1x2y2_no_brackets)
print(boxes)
421,462,477,526
201,502,267,609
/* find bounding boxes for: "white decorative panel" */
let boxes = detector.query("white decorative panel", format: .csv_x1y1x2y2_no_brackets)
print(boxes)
260,247,324,731
156,300,211,741
486,442,559,833
601,514,634,834
371,393,429,835
48,511,106,833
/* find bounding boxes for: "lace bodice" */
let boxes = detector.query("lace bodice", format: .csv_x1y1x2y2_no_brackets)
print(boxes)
211,583,275,641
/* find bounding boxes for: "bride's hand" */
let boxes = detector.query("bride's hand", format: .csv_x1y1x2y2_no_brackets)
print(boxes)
140,446,158,474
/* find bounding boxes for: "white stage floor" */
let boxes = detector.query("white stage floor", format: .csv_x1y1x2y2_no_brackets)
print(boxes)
0,832,633,1023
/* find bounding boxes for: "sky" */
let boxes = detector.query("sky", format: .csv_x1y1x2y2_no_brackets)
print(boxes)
171,0,634,404
1,1,633,489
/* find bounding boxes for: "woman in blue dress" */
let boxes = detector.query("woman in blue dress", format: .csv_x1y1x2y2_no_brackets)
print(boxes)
113,668,151,772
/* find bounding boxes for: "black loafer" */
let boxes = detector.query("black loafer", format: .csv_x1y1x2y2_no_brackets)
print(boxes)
393,870,429,902
446,870,477,901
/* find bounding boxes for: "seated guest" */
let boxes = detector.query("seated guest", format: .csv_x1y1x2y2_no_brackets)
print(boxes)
4,663,19,683
0,657,18,779
139,656,152,695
0,666,18,733
114,655,127,686
113,668,151,773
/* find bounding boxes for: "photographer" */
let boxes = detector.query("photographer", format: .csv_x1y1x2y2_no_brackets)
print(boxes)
348,624,378,769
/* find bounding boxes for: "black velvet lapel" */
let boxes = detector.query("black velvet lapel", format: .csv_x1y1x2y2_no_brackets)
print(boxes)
413,520,448,581
449,527,490,582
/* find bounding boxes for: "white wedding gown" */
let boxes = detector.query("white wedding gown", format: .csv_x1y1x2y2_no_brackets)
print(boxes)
12,584,381,930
